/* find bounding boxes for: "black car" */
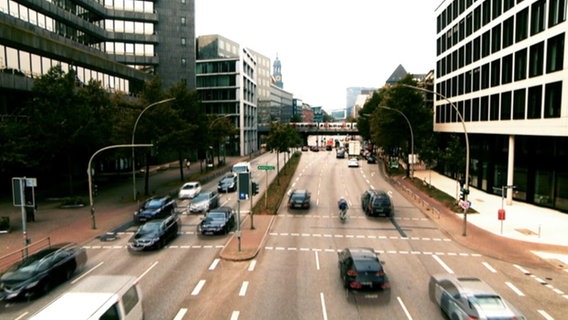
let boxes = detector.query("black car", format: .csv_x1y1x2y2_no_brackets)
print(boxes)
338,247,390,291
0,243,87,301
361,189,393,217
217,173,237,193
336,149,346,159
198,206,236,235
288,189,311,209
366,156,377,164
134,195,176,223
128,215,180,252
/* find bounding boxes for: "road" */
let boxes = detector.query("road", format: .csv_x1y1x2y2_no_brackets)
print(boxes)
2,150,567,320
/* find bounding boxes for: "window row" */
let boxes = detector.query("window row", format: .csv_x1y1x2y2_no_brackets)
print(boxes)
196,75,237,87
437,32,564,86
435,81,562,123
0,44,130,92
103,0,155,13
104,42,155,56
104,19,154,35
437,0,565,56
437,0,519,32
196,61,237,74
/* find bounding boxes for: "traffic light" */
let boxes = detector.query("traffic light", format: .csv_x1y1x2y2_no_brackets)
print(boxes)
251,181,259,195
459,188,469,201
238,172,250,200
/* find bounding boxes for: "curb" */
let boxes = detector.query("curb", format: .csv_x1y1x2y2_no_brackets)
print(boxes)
219,215,276,261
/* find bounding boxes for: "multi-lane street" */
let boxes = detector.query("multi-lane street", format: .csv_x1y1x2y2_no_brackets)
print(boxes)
3,150,567,320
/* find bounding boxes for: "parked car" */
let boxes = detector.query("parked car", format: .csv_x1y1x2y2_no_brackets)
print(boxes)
361,189,393,217
347,158,359,167
366,156,377,164
288,189,311,209
337,247,390,291
310,146,319,152
218,173,237,193
128,215,180,252
301,145,309,152
189,191,220,213
178,181,201,199
429,274,526,320
134,196,176,223
0,243,87,301
198,206,236,235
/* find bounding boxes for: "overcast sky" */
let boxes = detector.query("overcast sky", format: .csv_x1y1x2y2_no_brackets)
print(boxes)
195,0,442,113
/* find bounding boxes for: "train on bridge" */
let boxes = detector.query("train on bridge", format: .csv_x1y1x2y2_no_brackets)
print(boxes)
291,122,358,130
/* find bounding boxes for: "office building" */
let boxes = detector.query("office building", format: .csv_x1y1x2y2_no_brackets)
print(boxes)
434,0,567,211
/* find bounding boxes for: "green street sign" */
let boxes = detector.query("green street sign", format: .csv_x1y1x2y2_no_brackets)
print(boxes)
257,165,275,170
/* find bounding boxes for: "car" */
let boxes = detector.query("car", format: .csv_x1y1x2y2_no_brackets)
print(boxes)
134,195,176,223
189,191,220,213
336,149,346,159
198,206,236,235
366,156,377,164
310,146,319,152
218,173,237,192
288,189,311,209
347,158,359,167
429,274,526,320
301,145,309,151
0,243,87,301
361,189,393,217
337,247,390,291
178,181,201,199
128,215,180,252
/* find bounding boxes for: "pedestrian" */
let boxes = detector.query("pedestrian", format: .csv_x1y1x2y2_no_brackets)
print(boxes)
185,159,191,170
25,201,35,222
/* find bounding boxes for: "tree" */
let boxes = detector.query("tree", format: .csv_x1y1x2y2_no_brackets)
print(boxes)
207,115,238,166
265,123,302,182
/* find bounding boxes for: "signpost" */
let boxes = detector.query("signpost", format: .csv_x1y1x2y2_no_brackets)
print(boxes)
12,177,37,256
258,165,274,210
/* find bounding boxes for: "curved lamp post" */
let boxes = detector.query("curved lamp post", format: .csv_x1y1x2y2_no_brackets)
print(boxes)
378,106,414,178
401,84,471,236
131,98,176,200
89,144,153,229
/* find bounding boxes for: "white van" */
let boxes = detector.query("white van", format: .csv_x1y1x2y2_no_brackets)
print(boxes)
30,275,143,320
232,161,251,173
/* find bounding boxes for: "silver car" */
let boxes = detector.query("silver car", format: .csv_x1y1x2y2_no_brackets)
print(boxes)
189,191,220,213
429,274,526,320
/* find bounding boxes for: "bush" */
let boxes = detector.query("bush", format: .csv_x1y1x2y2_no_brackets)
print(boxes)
0,216,9,231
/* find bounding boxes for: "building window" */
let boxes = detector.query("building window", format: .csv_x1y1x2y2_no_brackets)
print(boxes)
546,33,565,73
482,30,491,57
504,0,515,12
181,37,186,46
548,0,566,27
493,0,503,18
544,81,562,118
491,58,501,87
514,48,527,81
474,5,482,31
516,8,529,42
530,0,546,36
492,24,501,53
181,17,186,25
465,41,472,64
482,0,491,26
480,95,489,121
529,41,544,77
466,13,473,36
501,91,512,120
513,89,526,119
464,99,472,122
527,85,543,119
502,53,513,83
503,16,514,48
473,36,481,61
465,69,472,93
481,63,490,89
473,67,480,92
490,94,500,120
181,58,186,66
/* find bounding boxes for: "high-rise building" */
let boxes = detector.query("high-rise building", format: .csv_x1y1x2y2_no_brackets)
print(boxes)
434,0,567,211
0,0,196,110
195,35,257,156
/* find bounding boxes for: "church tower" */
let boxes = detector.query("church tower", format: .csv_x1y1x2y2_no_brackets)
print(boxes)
273,55,283,89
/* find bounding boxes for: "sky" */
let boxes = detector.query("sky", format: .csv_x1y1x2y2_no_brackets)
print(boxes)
195,0,442,113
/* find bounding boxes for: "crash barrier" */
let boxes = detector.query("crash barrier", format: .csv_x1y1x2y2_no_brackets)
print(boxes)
394,180,440,220
0,237,51,273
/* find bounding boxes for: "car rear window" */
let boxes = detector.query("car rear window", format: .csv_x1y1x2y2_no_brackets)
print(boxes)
353,258,381,272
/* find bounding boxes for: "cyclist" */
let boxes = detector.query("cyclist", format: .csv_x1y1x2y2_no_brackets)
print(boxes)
338,197,348,221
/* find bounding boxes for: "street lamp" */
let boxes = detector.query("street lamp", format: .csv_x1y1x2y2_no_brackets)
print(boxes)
90,144,153,229
131,98,175,200
378,106,414,178
401,84,471,236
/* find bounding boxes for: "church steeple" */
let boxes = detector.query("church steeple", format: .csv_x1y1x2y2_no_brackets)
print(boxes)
273,54,283,89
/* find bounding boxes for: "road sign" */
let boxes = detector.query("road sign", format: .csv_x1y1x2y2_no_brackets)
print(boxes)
257,165,275,170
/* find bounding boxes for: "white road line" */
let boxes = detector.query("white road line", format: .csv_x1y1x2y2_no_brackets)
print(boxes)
397,296,414,320
230,311,240,320
505,281,525,296
537,310,554,320
72,261,104,284
513,264,531,275
137,261,159,282
191,279,206,296
248,260,256,272
209,258,220,270
432,255,454,274
482,261,497,273
173,308,187,320
315,251,320,270
320,292,328,320
239,281,249,296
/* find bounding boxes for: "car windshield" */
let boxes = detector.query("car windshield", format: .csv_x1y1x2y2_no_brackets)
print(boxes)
207,212,226,220
291,193,306,201
138,222,161,234
145,199,164,209
183,184,196,190
193,194,209,202
221,177,233,183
